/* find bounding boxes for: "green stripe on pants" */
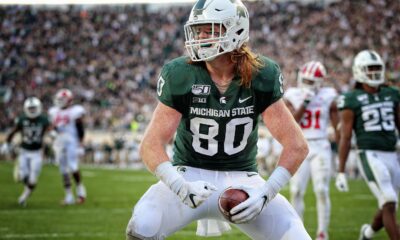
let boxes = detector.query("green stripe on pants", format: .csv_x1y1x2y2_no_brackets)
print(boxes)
359,151,376,182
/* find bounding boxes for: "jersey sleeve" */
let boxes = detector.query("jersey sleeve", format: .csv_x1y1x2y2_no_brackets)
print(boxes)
72,105,85,119
323,87,338,106
390,86,400,103
156,58,192,114
157,64,174,108
337,92,357,111
15,116,23,129
254,59,284,113
48,107,56,122
270,63,284,103
43,115,51,128
283,88,297,105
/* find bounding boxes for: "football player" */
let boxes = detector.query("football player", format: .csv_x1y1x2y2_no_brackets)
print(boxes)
284,61,339,240
3,97,51,206
336,50,400,240
48,89,87,205
126,0,311,239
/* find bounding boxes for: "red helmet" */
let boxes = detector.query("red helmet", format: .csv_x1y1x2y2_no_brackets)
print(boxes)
54,88,73,108
297,61,327,90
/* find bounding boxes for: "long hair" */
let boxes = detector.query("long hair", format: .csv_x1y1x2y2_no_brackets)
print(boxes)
230,44,264,88
188,44,264,88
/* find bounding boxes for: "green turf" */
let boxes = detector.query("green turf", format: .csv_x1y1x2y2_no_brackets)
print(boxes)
0,161,395,239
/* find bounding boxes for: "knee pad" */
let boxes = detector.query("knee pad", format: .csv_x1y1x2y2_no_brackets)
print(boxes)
126,204,164,240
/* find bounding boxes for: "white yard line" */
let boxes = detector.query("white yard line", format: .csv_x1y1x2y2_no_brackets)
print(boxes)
1,232,117,239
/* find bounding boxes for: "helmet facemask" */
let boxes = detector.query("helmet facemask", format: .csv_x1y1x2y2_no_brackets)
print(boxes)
352,50,385,88
184,0,249,62
297,61,326,92
24,97,42,119
299,78,321,92
184,22,228,61
354,64,384,88
54,89,73,108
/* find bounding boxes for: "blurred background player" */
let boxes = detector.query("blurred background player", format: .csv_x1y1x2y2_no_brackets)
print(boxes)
256,128,272,177
48,88,87,205
284,61,339,240
336,50,400,240
1,97,51,206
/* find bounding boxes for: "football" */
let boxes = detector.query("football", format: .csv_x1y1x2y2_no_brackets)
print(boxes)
218,188,249,222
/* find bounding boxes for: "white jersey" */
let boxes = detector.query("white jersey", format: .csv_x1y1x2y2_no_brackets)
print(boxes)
284,87,337,139
48,105,85,141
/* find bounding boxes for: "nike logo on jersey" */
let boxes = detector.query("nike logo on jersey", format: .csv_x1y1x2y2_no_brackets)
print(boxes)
239,96,252,103
247,172,258,177
188,193,197,208
385,96,391,101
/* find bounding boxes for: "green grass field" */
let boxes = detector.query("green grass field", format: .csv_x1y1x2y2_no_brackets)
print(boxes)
0,161,395,240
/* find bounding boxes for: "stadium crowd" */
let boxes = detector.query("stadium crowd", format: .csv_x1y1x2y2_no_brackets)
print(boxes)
0,0,399,132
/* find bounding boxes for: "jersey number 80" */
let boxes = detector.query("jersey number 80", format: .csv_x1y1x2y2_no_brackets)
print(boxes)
190,117,253,156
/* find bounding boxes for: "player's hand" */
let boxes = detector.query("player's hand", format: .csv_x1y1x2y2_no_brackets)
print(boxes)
177,181,217,208
0,143,10,155
335,172,349,192
229,185,268,224
155,161,217,209
303,90,316,106
230,166,291,224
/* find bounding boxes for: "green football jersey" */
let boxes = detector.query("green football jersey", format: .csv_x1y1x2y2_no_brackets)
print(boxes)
15,114,50,150
337,86,399,151
157,56,284,172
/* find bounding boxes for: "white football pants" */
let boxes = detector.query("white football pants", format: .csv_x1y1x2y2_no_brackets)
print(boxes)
53,135,80,174
290,139,332,235
357,150,400,208
18,149,43,185
127,166,311,240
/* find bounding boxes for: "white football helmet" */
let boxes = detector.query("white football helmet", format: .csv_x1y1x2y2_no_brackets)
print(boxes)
184,0,249,61
23,97,42,119
297,61,327,91
352,50,385,87
54,88,73,108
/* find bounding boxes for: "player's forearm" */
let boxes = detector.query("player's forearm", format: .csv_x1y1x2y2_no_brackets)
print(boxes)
338,138,351,173
293,106,306,123
139,135,170,173
6,128,18,143
276,135,308,175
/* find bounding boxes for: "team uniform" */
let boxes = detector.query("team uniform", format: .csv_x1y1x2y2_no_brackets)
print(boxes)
48,105,85,174
285,87,337,237
337,86,400,208
48,100,87,205
14,114,50,187
126,56,310,240
3,96,51,206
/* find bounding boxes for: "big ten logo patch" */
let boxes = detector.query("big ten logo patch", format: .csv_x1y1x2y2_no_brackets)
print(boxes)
192,85,211,95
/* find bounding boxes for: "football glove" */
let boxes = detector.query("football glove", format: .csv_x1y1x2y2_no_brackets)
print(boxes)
177,180,217,208
303,90,316,107
335,172,349,192
155,161,217,208
230,167,291,224
0,143,10,155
